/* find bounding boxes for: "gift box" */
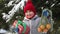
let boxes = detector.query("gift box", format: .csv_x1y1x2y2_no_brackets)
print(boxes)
13,20,30,34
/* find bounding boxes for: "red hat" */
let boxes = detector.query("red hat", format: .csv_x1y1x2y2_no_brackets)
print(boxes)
24,0,36,15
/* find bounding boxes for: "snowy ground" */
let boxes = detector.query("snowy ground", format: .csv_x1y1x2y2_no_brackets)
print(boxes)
0,29,18,34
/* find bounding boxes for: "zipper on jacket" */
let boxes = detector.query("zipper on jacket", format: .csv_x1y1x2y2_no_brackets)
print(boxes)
30,20,31,34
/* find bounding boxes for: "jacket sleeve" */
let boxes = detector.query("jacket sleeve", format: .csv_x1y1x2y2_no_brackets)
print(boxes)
36,17,41,28
35,17,42,34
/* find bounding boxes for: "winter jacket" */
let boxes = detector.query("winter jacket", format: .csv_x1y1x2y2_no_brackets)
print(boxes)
23,15,41,34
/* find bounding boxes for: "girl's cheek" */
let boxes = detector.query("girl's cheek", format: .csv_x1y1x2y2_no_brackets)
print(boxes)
25,13,29,18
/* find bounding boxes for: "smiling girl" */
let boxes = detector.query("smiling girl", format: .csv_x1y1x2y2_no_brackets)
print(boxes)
23,0,41,34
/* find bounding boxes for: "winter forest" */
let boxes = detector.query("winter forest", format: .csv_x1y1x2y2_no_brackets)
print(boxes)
0,0,60,34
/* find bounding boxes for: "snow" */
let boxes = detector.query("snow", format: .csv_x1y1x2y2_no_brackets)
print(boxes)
0,29,7,33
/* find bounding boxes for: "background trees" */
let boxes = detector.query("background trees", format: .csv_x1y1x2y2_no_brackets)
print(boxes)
0,0,60,34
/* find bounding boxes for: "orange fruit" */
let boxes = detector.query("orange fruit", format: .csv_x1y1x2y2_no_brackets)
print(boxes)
40,25,45,30
46,23,51,30
43,28,48,32
37,27,42,32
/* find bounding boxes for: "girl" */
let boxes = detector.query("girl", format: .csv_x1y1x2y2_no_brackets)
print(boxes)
23,0,41,34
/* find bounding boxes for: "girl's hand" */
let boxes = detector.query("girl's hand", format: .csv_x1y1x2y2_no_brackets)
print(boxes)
18,25,24,33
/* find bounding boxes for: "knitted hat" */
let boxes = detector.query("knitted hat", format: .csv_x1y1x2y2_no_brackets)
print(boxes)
24,0,36,15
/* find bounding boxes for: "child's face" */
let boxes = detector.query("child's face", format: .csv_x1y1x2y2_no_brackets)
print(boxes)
25,10,34,19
